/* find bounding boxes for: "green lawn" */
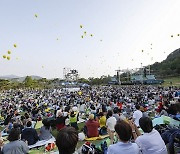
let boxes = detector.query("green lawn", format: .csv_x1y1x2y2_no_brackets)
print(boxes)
162,76,180,87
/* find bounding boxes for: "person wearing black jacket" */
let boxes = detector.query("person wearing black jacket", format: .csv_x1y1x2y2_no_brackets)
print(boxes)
21,121,39,145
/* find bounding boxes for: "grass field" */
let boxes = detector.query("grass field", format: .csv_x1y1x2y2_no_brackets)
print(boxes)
162,76,180,87
1,121,105,154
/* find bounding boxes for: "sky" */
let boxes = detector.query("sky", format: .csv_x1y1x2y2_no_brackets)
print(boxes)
0,0,180,79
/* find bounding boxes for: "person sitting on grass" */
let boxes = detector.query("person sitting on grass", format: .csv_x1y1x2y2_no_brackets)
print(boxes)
56,110,66,131
107,120,140,154
21,121,39,145
130,117,167,154
56,127,78,154
98,112,107,135
85,114,100,138
39,119,52,140
2,128,29,154
69,111,79,130
106,110,117,144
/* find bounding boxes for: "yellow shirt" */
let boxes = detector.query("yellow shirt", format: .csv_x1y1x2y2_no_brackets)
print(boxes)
99,116,106,128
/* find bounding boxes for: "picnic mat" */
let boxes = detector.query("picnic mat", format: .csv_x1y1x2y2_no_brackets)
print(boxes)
152,116,180,127
28,137,56,149
85,134,109,141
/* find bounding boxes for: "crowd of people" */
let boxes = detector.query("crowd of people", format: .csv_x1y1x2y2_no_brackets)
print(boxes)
0,85,179,154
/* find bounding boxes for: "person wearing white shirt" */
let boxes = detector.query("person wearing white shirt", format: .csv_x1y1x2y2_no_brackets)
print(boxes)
107,120,140,154
79,102,86,113
106,110,117,144
130,117,167,154
133,105,143,127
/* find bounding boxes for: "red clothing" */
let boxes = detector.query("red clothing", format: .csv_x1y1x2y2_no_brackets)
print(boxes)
56,116,66,130
56,123,65,130
117,102,122,110
157,102,163,113
86,120,100,138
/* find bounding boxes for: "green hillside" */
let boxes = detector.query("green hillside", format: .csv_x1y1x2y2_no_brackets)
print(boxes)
150,48,180,78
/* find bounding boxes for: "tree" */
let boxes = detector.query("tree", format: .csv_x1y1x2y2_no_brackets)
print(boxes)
78,78,89,84
24,76,33,87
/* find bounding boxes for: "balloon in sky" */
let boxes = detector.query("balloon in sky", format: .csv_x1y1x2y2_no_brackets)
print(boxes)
35,14,38,18
3,55,6,59
14,44,17,48
142,50,144,52
177,34,180,36
84,31,86,35
80,25,83,28
7,50,11,54
171,35,173,37
7,56,10,60
90,34,93,37
81,35,84,39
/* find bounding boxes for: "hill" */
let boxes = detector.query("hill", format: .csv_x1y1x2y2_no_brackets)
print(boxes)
0,75,42,82
0,75,20,79
150,48,180,78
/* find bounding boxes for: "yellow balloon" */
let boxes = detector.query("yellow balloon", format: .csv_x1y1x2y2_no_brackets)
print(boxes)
3,55,6,59
7,50,11,54
81,35,84,38
7,56,10,60
14,44,17,48
90,34,93,37
84,31,86,35
35,14,38,18
80,25,83,28
177,34,180,36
